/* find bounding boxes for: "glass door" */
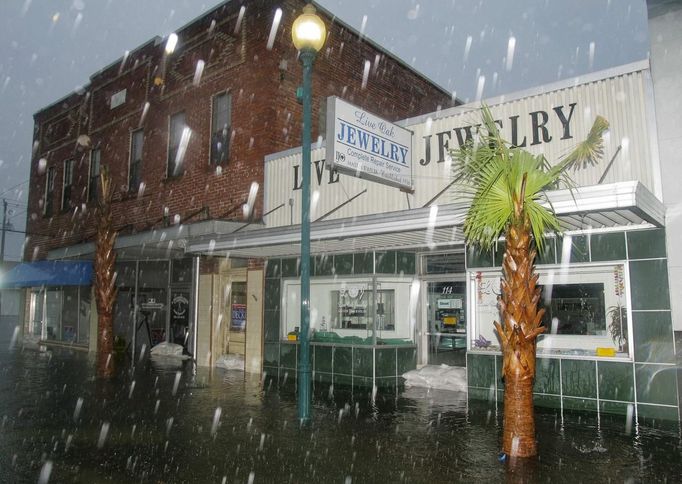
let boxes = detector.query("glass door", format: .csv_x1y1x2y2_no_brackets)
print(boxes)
30,290,44,338
425,281,467,367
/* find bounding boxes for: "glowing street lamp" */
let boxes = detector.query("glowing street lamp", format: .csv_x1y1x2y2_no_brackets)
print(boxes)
292,4,326,422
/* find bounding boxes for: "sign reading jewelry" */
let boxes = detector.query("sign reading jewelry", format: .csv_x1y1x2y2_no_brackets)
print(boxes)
326,96,413,191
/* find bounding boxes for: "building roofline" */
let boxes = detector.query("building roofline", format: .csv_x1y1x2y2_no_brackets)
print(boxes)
398,59,651,127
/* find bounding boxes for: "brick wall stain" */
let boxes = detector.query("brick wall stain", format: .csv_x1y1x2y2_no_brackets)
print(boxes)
26,0,454,260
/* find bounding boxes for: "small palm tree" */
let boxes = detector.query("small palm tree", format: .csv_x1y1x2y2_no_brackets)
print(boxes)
451,106,609,458
95,165,118,378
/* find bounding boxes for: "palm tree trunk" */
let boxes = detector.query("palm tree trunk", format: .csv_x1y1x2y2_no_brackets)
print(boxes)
493,217,545,458
95,167,117,379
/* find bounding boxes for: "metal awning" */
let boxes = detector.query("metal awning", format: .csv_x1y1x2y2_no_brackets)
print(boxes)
186,181,664,259
0,261,92,288
47,219,253,260
45,181,665,262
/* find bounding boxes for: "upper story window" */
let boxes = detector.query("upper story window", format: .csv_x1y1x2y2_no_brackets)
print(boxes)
88,148,101,202
61,159,74,211
129,129,143,192
44,166,55,216
210,92,231,165
168,112,190,178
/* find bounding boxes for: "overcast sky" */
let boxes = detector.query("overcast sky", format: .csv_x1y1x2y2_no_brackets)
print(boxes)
0,0,649,261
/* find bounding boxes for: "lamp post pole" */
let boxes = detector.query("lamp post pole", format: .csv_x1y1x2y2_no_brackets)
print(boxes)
298,48,315,421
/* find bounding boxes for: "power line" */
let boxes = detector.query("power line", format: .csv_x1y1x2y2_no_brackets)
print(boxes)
0,179,29,199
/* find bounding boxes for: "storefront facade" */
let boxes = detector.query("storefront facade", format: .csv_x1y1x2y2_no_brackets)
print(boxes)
186,60,678,420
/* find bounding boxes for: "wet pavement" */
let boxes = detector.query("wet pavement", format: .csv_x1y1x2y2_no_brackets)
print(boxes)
1,323,681,483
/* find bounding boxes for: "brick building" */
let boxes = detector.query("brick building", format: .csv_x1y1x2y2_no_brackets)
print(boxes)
19,0,454,368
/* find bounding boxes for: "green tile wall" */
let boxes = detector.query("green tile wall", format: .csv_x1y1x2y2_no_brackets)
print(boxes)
467,353,496,388
315,345,333,373
632,311,675,363
396,347,417,374
635,364,678,406
376,347,397,377
561,359,596,398
333,346,352,375
590,232,626,261
629,260,670,310
353,347,374,377
627,229,666,259
597,361,634,401
535,358,561,395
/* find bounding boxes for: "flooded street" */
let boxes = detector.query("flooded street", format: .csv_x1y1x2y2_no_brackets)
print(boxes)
0,326,680,483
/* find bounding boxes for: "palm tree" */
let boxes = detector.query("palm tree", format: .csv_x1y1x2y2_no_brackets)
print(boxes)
94,166,118,378
451,106,609,458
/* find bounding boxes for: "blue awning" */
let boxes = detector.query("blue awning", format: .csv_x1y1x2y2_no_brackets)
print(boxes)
0,261,93,288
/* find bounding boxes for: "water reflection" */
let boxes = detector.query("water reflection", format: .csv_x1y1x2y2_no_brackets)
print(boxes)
0,339,680,483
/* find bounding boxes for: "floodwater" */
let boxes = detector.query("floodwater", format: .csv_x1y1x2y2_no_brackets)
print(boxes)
1,328,681,483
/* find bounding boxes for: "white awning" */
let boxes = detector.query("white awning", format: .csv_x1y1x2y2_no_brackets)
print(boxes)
185,181,664,259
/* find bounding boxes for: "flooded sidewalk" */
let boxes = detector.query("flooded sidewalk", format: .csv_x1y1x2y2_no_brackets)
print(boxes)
1,340,681,483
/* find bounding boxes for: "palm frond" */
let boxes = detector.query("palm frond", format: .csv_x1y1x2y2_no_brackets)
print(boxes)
552,115,610,174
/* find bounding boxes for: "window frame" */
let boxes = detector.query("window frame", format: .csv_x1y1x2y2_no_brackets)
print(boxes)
467,261,633,360
167,111,188,178
88,147,101,203
209,91,231,165
129,128,144,192
44,165,55,217
61,158,74,212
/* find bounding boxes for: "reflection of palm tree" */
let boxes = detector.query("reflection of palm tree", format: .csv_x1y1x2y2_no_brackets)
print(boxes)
451,106,608,458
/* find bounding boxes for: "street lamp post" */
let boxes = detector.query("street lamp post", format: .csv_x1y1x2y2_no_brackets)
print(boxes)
292,4,326,422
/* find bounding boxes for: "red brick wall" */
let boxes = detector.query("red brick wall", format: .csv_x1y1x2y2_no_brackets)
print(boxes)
25,0,453,261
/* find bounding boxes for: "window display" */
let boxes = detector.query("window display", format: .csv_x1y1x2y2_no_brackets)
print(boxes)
470,263,630,357
282,276,414,341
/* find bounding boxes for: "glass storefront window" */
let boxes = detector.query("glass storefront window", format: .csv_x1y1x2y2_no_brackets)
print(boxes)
470,263,630,357
282,276,415,341
30,286,90,345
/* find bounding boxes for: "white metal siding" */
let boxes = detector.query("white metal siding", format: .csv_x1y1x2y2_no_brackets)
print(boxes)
264,67,657,228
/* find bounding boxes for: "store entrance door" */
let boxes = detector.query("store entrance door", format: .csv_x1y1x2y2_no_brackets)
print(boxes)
425,281,467,367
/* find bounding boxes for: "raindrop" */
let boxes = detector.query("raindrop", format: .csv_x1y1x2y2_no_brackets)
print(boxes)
97,422,110,449
267,8,282,50
360,15,368,36
37,461,52,484
259,433,265,451
140,101,150,124
165,33,178,54
129,380,136,399
361,60,370,89
154,399,160,414
193,60,205,86
506,36,516,71
71,12,82,36
463,36,472,64
166,417,174,436
172,127,192,174
8,325,20,350
247,471,255,484
38,158,47,175
73,397,83,422
172,371,181,396
139,343,147,362
211,407,222,436
234,6,246,35
475,75,486,101
588,41,596,69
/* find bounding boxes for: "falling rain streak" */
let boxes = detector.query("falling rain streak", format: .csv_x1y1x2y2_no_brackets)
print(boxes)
267,8,282,50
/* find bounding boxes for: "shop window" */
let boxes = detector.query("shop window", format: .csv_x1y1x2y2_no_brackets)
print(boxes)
210,92,231,165
168,111,189,177
470,263,630,357
88,148,100,202
424,252,465,274
31,286,90,345
61,158,74,211
129,129,143,192
282,276,415,341
44,166,55,216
